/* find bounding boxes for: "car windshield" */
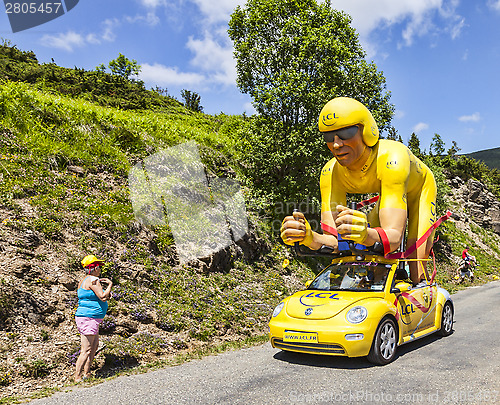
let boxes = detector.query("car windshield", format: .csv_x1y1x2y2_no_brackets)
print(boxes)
309,262,392,292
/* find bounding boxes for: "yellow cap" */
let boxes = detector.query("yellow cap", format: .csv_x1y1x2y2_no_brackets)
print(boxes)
81,255,104,268
318,97,379,147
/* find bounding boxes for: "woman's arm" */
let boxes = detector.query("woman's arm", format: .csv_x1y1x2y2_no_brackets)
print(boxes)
89,278,113,301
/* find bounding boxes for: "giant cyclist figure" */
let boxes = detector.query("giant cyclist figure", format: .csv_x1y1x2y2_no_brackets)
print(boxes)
281,97,437,286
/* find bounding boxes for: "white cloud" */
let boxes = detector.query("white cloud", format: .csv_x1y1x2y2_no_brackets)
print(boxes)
186,32,236,85
140,63,205,86
189,0,244,24
458,112,481,122
102,18,120,42
138,0,167,8
487,0,500,11
39,15,145,52
413,122,429,133
243,102,256,115
125,12,160,26
394,110,406,120
332,0,464,52
136,0,466,91
132,0,240,88
40,31,85,52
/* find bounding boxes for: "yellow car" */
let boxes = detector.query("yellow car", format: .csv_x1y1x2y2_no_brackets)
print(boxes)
269,254,454,365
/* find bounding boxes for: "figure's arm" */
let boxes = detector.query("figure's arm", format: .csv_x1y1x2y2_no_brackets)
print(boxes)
280,211,339,251
335,204,406,251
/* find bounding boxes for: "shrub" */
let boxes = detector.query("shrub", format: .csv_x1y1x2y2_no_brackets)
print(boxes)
22,360,51,378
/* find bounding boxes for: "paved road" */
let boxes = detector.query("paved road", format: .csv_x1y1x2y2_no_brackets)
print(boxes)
31,282,500,405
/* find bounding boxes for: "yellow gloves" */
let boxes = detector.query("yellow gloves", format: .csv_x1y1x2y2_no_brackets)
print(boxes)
280,212,313,246
336,207,369,244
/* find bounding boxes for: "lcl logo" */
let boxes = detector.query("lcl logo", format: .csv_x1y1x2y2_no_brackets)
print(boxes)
4,0,79,33
321,112,339,127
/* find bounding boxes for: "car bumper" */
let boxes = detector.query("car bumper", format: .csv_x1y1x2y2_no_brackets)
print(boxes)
269,316,381,358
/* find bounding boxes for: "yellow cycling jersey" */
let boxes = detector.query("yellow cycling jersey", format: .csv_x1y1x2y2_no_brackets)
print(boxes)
320,139,437,240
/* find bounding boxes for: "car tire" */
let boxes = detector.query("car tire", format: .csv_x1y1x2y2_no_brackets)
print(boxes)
437,301,453,337
367,318,398,365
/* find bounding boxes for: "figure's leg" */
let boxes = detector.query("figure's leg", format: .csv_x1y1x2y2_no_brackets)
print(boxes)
407,175,437,285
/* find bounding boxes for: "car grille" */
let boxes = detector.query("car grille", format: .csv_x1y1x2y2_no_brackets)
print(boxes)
272,338,345,355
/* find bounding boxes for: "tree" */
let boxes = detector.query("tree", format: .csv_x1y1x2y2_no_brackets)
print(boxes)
108,53,141,80
430,133,445,156
95,63,106,73
228,0,393,130
228,0,394,207
447,140,461,158
408,132,423,159
181,89,203,112
386,126,403,143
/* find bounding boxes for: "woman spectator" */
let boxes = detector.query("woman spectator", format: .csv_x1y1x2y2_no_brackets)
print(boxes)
74,255,112,382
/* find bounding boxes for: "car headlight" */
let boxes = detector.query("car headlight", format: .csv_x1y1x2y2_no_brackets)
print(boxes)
272,302,285,318
346,306,367,324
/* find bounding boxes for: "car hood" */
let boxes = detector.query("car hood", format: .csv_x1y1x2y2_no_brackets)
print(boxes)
285,290,381,320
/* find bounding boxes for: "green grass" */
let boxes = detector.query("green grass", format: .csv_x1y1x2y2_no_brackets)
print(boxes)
434,221,500,293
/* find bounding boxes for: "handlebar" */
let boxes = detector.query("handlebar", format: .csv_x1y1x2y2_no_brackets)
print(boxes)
292,204,384,258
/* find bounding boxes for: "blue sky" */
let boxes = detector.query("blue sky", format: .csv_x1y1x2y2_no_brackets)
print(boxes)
1,0,499,154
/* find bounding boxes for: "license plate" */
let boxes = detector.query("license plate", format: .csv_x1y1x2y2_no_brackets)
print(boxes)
283,331,318,343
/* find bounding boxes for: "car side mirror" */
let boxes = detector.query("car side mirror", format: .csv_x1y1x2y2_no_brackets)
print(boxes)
392,282,411,294
305,280,312,288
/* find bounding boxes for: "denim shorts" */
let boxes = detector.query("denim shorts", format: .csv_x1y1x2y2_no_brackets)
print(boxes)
75,317,103,335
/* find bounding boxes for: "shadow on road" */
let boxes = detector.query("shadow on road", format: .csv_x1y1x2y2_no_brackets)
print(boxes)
272,329,454,369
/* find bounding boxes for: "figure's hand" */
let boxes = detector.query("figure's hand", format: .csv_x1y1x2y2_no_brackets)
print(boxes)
335,205,368,243
280,211,313,246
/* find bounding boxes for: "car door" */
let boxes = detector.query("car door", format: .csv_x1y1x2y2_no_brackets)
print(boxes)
398,284,437,337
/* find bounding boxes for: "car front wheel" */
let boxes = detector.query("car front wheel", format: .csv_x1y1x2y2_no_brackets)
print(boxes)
437,301,453,337
367,318,398,365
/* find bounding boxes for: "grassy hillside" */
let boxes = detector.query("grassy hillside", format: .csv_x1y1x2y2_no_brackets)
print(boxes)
0,40,181,112
466,147,500,170
0,80,315,402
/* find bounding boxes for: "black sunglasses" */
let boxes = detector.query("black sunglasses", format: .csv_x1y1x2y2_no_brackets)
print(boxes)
322,125,359,143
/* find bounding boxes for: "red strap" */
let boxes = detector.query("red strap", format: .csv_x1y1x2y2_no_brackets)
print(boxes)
386,211,452,259
399,288,434,313
375,227,391,255
321,222,338,237
429,249,437,284
356,195,379,209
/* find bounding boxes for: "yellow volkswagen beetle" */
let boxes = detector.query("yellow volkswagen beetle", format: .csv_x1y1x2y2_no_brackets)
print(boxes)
269,253,454,365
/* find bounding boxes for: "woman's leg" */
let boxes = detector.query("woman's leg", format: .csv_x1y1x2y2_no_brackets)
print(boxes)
83,334,98,378
74,334,93,381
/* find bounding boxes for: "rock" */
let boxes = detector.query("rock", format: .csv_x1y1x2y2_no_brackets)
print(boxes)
58,275,77,291
22,231,41,248
450,176,463,188
12,260,31,278
459,179,500,234
114,318,138,336
44,312,65,326
27,312,43,324
67,165,85,176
